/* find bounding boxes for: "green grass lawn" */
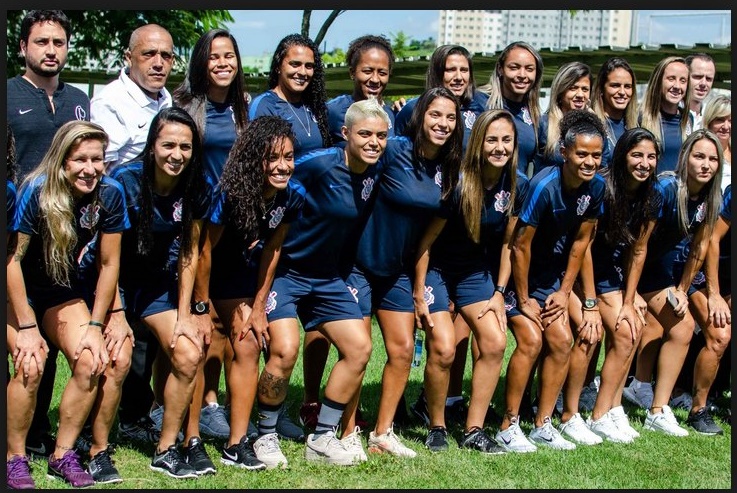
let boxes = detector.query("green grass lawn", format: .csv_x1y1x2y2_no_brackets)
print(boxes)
28,318,731,489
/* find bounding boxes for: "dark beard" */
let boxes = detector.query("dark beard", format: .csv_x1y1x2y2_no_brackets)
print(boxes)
26,61,63,78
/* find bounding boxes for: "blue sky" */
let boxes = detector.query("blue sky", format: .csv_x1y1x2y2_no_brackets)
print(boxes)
227,10,731,57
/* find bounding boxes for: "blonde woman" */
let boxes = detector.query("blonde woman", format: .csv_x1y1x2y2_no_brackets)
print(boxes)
703,94,731,191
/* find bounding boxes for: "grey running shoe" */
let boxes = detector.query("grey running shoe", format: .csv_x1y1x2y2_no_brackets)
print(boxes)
459,427,506,455
183,437,216,475
200,403,230,440
87,447,122,484
150,445,198,479
425,426,449,452
686,407,724,436
276,406,305,442
221,435,267,471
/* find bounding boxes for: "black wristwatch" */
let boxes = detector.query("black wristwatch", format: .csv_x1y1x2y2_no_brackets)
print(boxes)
191,300,210,315
582,298,598,310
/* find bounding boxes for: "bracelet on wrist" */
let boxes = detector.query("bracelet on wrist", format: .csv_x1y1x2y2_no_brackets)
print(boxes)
107,307,126,314
18,322,38,330
88,320,107,328
494,285,506,295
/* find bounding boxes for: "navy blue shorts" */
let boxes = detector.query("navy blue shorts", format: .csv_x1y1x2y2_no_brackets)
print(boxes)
123,278,178,319
425,268,492,311
266,269,363,331
210,259,257,301
26,281,85,321
345,265,414,315
594,262,625,296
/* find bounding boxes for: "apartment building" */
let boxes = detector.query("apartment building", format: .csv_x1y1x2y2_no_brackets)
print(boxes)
438,10,634,53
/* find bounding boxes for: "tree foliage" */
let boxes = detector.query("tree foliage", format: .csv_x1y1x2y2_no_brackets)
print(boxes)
6,10,233,77
300,9,346,49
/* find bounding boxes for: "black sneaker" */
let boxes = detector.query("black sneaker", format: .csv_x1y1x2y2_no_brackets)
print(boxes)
88,447,122,484
184,437,216,475
26,431,55,459
118,416,161,445
74,425,93,456
460,427,506,455
150,445,198,479
411,393,430,426
445,399,468,427
425,426,449,452
221,435,267,471
686,407,724,435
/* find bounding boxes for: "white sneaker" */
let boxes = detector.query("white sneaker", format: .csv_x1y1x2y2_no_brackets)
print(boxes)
644,405,689,437
305,431,358,466
495,417,537,453
558,413,603,445
579,377,600,412
529,417,576,450
587,412,633,443
340,426,368,462
253,433,288,469
368,425,417,458
609,405,640,439
669,392,693,411
623,377,654,409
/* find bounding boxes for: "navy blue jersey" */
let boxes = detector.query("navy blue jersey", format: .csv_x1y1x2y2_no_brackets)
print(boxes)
15,175,129,288
110,162,212,289
653,110,684,174
432,168,529,275
518,164,605,287
600,116,627,168
531,113,565,175
248,90,323,157
394,90,489,152
202,100,238,187
7,180,17,233
208,180,305,276
356,136,444,277
504,98,538,170
280,147,380,277
327,94,396,147
639,174,709,292
716,184,731,284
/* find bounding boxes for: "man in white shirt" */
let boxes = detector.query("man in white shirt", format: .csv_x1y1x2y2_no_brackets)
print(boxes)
91,24,174,171
685,53,716,131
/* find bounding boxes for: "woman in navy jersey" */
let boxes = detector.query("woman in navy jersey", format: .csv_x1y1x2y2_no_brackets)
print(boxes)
638,56,692,174
532,61,592,175
394,44,488,151
6,123,50,490
480,41,544,176
250,99,389,467
249,33,332,157
171,27,254,445
626,129,723,437
511,110,606,450
194,116,301,470
590,57,639,168
110,107,213,479
573,128,661,444
326,34,398,146
10,121,131,487
413,109,528,454
349,87,463,454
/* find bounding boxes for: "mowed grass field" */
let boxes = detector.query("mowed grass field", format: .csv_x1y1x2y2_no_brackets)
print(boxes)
27,317,731,489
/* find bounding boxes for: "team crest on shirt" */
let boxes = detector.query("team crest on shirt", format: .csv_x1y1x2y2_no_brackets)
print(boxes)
494,190,511,213
75,106,87,121
173,198,183,222
504,290,517,312
361,177,374,201
229,106,235,124
347,285,359,303
264,291,277,314
576,195,591,216
424,286,435,306
693,202,706,225
692,270,706,286
434,165,442,187
615,265,624,282
79,204,100,229
522,105,532,125
463,110,476,131
268,206,285,229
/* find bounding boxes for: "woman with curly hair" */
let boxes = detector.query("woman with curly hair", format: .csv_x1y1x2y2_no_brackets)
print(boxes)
194,115,301,470
110,107,213,479
10,121,131,487
249,33,332,156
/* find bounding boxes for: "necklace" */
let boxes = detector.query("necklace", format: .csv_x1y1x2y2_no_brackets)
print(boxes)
286,101,312,138
261,196,276,220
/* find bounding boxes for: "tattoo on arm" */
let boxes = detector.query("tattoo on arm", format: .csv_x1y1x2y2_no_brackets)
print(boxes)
13,235,29,262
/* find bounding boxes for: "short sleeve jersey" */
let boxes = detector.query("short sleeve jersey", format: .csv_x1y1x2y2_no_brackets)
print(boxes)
518,164,605,286
504,98,538,169
201,100,238,187
15,175,129,288
248,91,323,157
280,147,381,277
355,136,445,277
7,180,17,233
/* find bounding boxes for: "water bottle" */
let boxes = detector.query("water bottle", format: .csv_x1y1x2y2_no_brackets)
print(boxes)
412,329,424,367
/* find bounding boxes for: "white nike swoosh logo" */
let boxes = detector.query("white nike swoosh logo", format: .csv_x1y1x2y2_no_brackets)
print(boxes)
19,108,33,115
223,450,238,461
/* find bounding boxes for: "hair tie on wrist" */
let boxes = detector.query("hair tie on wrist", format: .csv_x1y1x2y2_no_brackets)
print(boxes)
18,322,38,330
107,307,126,314
88,320,107,328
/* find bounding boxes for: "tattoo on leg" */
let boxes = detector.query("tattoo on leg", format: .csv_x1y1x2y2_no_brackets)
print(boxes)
258,370,288,400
